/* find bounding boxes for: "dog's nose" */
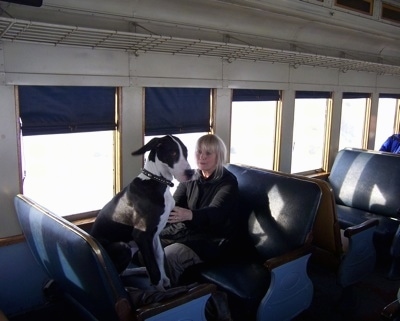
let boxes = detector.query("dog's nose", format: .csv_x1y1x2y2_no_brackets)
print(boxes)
185,169,195,179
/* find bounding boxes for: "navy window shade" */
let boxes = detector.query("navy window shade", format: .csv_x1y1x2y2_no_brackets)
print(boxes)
295,91,331,99
379,93,400,99
232,89,281,101
342,92,370,99
145,87,211,136
19,86,116,136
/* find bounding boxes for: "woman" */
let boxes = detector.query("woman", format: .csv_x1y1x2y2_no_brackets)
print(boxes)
160,134,240,286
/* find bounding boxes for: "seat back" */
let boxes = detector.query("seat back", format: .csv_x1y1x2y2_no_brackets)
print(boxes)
226,164,321,260
328,148,400,218
14,194,133,321
305,178,343,269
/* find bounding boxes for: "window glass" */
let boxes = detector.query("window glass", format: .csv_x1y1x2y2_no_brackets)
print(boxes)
230,101,277,169
22,131,114,216
339,98,368,150
291,97,329,173
375,98,397,150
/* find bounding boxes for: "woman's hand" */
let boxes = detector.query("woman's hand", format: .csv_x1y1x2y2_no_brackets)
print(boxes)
168,206,193,223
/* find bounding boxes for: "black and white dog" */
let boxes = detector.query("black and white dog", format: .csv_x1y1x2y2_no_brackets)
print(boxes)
91,135,193,291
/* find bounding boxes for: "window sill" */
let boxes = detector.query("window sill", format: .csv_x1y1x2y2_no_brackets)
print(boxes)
0,211,98,247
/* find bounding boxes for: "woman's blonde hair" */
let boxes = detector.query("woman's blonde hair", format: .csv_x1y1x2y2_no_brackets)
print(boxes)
196,134,227,179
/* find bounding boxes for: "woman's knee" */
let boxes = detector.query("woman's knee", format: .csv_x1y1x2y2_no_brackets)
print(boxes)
164,243,203,285
165,243,202,267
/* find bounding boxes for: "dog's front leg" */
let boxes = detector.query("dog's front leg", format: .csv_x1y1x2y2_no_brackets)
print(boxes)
153,235,170,290
135,232,166,291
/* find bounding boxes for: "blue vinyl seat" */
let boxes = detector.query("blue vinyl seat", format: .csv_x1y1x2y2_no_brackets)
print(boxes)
326,148,400,279
183,164,322,321
14,194,215,321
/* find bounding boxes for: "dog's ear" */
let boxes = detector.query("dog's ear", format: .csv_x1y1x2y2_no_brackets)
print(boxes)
131,137,162,156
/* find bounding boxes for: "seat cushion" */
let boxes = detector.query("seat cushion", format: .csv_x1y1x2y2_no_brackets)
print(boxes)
199,262,270,300
192,261,271,321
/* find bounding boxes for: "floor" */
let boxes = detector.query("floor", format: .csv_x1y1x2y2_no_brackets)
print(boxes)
8,301,84,321
294,262,400,321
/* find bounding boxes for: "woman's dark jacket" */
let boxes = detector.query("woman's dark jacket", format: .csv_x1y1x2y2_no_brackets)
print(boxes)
160,167,240,261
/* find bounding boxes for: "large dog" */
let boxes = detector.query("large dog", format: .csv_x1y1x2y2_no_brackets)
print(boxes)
91,135,193,290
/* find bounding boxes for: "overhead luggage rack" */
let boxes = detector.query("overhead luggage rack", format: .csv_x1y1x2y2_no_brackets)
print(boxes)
1,16,400,76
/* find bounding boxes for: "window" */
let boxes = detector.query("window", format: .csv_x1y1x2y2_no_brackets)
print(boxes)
335,0,373,15
230,90,280,170
144,87,211,190
375,94,400,150
382,3,400,24
19,86,117,217
291,91,330,173
338,93,370,151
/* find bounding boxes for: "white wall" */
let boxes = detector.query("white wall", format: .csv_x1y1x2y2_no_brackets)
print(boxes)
0,85,21,237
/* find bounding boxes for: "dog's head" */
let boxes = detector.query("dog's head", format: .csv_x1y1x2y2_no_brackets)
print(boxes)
132,135,194,183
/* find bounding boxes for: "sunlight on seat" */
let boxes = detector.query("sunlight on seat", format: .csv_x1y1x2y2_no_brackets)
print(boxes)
57,244,83,288
252,217,269,246
338,155,371,204
369,184,387,208
29,209,50,264
269,185,285,220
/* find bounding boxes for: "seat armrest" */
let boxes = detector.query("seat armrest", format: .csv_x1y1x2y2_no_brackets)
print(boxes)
258,249,314,320
264,244,313,271
381,299,400,321
135,283,216,321
0,310,9,321
343,218,379,237
339,219,378,287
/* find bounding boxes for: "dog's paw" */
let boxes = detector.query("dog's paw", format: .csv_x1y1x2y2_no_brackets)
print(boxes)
154,277,170,292
163,276,171,289
154,283,166,292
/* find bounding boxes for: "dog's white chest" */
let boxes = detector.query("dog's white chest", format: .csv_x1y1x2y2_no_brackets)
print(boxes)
157,189,175,235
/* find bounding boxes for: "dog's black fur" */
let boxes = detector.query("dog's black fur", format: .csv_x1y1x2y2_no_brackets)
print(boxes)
91,135,193,290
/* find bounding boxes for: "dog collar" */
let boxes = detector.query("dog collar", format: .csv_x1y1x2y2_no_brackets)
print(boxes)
141,169,174,187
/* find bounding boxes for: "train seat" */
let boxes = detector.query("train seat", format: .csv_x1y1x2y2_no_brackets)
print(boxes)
326,148,400,279
14,194,216,321
184,164,322,321
381,287,400,321
231,168,379,290
306,177,379,288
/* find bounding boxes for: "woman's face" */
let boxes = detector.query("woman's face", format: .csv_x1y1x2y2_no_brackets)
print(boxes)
195,147,217,175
